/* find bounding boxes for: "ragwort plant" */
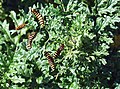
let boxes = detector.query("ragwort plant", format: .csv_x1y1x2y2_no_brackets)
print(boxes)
0,0,120,88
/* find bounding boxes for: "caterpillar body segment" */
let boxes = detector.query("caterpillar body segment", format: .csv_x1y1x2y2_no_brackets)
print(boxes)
53,44,64,59
44,51,55,72
26,32,37,49
15,23,26,30
31,8,44,28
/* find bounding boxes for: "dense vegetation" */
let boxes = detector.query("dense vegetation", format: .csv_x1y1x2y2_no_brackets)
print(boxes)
0,0,120,88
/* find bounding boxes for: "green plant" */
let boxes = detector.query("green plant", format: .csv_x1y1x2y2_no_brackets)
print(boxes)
0,0,120,88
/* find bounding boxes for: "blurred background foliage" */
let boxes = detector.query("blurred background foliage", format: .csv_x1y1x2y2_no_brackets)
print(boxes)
0,0,120,88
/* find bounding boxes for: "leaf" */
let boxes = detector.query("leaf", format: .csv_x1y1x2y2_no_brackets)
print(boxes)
36,77,43,84
115,84,120,89
13,35,21,45
10,76,25,83
1,20,12,41
100,58,107,65
9,11,18,26
69,68,76,76
69,82,79,89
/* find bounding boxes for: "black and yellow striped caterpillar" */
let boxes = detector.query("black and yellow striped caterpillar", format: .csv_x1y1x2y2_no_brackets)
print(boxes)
15,23,26,30
31,8,44,28
26,32,37,49
44,51,55,72
44,44,64,71
53,44,64,59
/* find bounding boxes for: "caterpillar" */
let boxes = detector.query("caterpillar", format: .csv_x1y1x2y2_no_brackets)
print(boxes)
44,51,55,72
26,32,37,49
31,8,44,28
53,44,64,59
15,23,26,30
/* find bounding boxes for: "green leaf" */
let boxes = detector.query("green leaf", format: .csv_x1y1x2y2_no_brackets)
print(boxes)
36,76,43,84
1,20,12,41
10,76,25,83
115,84,120,89
69,82,79,89
100,58,107,65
